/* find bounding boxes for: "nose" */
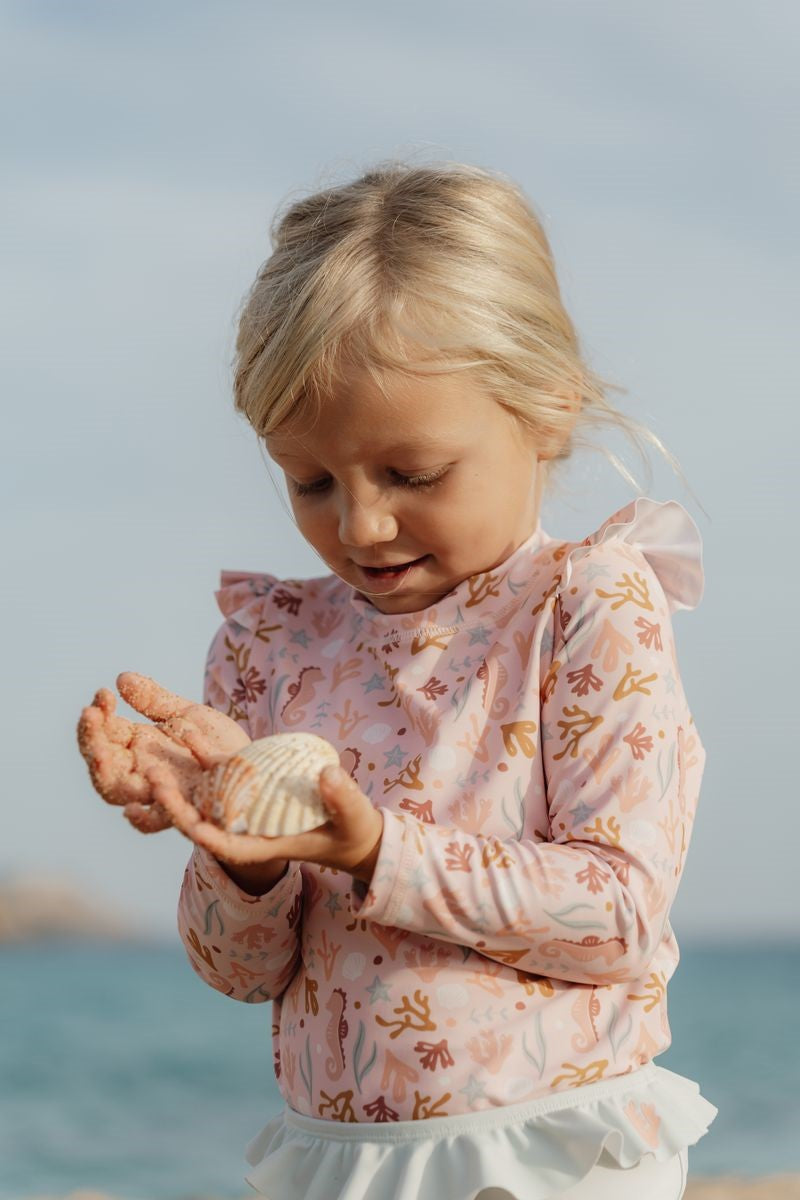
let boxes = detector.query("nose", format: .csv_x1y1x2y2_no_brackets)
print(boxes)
337,489,399,549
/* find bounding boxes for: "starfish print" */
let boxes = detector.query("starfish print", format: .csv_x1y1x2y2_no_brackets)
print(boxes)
383,744,406,768
584,560,613,583
363,673,387,693
366,975,391,1004
468,625,491,645
459,1073,487,1105
569,800,595,823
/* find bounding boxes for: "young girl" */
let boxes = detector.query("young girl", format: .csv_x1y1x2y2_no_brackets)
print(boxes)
78,161,717,1200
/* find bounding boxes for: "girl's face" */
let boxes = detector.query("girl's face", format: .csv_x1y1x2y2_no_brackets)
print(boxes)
266,362,545,615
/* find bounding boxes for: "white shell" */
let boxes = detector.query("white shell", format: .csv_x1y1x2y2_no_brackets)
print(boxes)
194,732,340,836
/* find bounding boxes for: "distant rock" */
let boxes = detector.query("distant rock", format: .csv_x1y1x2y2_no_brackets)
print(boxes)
0,873,152,943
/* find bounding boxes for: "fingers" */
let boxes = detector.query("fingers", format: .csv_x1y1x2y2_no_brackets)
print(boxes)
78,688,144,797
317,765,383,874
123,801,173,833
156,715,233,770
77,700,103,763
147,764,297,865
188,823,284,865
318,764,362,823
91,687,116,719
77,691,118,760
78,689,193,820
117,672,193,723
147,765,250,861
145,764,203,835
172,704,251,756
77,700,134,806
84,688,137,749
88,720,162,807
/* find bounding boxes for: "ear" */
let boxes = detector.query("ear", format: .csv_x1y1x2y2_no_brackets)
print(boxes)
538,389,583,461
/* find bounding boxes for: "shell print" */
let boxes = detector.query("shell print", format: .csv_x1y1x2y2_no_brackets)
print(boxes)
194,732,340,836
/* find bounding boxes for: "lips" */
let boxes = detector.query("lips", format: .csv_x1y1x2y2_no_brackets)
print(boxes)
359,555,427,573
354,555,429,592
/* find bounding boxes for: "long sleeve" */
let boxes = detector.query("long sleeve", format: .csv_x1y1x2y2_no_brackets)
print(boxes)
177,844,303,1002
176,580,304,1002
350,538,706,986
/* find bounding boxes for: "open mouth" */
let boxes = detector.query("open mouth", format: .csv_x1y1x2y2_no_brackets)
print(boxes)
360,555,429,579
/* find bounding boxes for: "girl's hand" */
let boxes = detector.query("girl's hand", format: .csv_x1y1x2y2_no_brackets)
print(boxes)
148,758,384,884
77,672,251,833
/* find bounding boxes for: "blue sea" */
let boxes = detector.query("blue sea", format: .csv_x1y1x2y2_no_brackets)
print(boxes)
1,942,798,1199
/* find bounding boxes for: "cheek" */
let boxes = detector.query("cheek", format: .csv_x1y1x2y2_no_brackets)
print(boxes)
419,492,483,550
289,503,329,549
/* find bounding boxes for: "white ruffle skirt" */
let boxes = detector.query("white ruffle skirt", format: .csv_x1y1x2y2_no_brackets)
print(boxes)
242,1064,716,1200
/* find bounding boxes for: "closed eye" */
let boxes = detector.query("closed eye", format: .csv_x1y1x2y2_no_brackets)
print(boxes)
290,468,448,498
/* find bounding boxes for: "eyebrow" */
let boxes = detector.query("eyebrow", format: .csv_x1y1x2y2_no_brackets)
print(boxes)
271,439,455,461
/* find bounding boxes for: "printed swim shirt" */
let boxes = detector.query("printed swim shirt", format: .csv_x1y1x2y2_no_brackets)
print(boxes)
177,496,706,1124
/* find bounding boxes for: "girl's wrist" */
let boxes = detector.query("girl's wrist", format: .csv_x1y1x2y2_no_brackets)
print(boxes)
349,814,384,884
215,856,290,896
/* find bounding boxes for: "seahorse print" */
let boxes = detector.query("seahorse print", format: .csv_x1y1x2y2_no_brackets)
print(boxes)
280,665,325,726
338,745,363,779
325,987,348,1080
570,987,601,1053
539,935,627,964
477,644,512,718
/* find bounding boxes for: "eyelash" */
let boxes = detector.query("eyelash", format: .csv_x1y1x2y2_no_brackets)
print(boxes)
290,469,447,498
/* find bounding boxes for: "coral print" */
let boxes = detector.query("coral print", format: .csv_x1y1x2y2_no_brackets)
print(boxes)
178,496,707,1132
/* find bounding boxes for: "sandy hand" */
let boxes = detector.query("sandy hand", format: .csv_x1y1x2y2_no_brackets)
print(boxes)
77,672,250,833
149,758,384,881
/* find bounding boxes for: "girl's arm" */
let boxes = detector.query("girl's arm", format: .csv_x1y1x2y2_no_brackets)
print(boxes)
350,539,706,986
177,842,302,1003
175,597,304,1002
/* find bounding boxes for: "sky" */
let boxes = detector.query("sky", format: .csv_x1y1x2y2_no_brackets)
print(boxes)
3,0,798,941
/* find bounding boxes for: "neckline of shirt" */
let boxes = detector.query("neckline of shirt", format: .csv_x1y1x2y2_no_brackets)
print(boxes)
347,522,551,641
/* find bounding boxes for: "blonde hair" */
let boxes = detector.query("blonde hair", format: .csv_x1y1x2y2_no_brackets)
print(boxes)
232,159,701,507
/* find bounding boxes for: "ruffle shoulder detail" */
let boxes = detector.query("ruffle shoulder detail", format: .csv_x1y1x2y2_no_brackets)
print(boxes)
558,497,704,615
242,1065,717,1200
214,570,280,632
215,569,349,635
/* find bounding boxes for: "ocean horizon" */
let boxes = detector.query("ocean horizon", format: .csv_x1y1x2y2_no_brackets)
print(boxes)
1,940,797,1199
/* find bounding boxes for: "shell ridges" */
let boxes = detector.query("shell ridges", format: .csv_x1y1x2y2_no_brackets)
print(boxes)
195,731,340,837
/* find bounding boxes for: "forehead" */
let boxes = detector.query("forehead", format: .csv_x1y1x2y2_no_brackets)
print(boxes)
266,366,505,461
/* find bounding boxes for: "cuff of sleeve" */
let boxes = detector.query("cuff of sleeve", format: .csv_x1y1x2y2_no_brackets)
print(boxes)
191,845,302,919
348,809,417,923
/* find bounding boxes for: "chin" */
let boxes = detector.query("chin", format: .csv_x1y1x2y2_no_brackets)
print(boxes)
375,598,424,615
354,589,409,614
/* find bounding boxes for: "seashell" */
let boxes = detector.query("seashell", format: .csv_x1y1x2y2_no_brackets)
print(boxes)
194,732,340,836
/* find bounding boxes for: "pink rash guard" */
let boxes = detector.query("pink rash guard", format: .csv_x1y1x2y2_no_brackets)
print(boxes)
177,496,716,1157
